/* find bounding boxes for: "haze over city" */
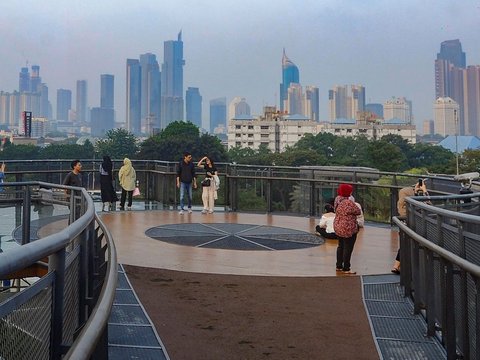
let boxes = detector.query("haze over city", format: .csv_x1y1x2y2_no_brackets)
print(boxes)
1,0,479,129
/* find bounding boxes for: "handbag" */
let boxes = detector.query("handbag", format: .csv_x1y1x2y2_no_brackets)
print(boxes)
132,187,140,197
201,178,211,187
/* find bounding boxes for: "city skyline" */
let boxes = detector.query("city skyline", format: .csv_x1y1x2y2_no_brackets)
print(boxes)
1,0,479,130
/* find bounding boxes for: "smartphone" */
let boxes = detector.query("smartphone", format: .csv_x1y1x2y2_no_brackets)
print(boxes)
418,178,423,186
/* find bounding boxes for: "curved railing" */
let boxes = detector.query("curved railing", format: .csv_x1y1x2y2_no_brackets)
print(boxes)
394,192,480,360
0,181,117,360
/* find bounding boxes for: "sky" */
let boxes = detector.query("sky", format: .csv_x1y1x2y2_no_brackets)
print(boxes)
1,0,479,131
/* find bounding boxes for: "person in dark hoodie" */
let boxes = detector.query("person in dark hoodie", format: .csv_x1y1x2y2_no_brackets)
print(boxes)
176,152,197,214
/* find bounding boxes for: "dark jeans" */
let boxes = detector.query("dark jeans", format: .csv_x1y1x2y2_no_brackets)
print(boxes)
315,225,337,239
336,233,357,271
120,188,133,208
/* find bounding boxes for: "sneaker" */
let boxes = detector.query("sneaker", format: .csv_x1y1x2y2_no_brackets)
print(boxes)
201,209,207,214
127,206,132,210
179,209,184,215
188,208,193,214
315,231,321,236
208,210,214,214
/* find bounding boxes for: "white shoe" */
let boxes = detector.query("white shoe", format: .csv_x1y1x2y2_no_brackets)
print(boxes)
208,210,214,214
201,209,207,214
127,206,132,210
188,208,193,214
179,209,184,215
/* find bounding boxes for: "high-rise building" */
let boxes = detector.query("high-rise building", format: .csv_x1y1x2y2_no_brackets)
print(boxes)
161,31,185,128
100,74,114,109
139,54,161,132
19,67,30,93
286,83,303,116
57,89,72,121
464,65,480,136
304,86,319,121
434,97,459,136
210,97,226,133
90,107,115,137
437,39,466,68
76,80,88,123
186,87,202,128
383,97,412,123
126,59,141,134
228,97,251,122
423,120,434,136
0,92,10,125
280,50,299,112
329,85,365,121
30,65,41,93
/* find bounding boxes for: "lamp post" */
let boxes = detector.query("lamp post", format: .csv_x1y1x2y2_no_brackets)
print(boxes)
454,109,459,175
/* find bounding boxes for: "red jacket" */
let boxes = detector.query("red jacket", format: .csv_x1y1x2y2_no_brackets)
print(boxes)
334,197,361,238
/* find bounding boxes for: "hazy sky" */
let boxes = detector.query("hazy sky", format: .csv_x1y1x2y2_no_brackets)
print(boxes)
1,0,479,130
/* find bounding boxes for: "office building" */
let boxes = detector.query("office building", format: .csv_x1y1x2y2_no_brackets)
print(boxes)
57,89,72,121
228,97,251,122
90,107,115,137
139,54,161,132
161,31,185,128
286,83,303,116
423,120,434,136
19,67,30,93
464,65,480,136
434,97,459,137
383,97,412,123
304,86,319,121
31,117,49,138
366,103,384,119
186,87,202,128
329,85,365,121
228,106,317,152
76,80,88,123
280,50,299,112
100,74,114,109
126,59,141,134
30,65,41,93
210,97,226,133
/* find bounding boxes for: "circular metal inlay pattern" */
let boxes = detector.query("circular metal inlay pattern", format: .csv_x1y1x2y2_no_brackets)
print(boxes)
145,223,324,251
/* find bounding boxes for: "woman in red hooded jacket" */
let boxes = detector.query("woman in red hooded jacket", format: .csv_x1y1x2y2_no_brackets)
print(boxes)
334,184,361,274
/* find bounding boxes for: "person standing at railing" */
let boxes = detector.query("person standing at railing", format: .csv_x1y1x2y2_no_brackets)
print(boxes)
63,160,83,189
99,155,118,211
0,162,5,192
391,180,428,274
176,152,197,215
197,156,218,214
118,158,136,211
334,184,361,275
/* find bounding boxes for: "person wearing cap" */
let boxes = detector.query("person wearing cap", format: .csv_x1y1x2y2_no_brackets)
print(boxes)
334,184,361,274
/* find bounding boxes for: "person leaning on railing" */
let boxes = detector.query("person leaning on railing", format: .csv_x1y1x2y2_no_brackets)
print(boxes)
391,179,428,274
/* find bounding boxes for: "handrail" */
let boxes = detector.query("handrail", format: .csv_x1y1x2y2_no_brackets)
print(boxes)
65,214,118,360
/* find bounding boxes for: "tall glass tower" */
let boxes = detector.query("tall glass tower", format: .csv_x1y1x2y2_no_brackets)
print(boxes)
280,49,299,112
126,59,141,134
437,39,466,68
161,31,185,128
139,53,161,132
19,67,30,93
56,89,72,120
76,80,88,122
186,87,202,129
210,97,226,133
100,74,114,109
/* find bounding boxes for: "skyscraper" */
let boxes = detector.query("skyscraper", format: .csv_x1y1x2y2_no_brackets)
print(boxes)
186,87,202,128
434,97,459,137
19,67,30,93
57,89,72,121
437,39,466,68
304,86,319,121
76,80,88,122
126,59,141,134
329,85,365,121
280,50,299,112
210,97,226,133
228,97,251,121
464,65,480,136
161,31,185,128
100,74,114,109
30,65,41,93
286,83,303,116
139,53,161,131
383,97,412,122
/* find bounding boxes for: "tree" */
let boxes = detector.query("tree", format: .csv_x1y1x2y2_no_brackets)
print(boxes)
459,149,480,173
95,129,138,160
410,143,455,174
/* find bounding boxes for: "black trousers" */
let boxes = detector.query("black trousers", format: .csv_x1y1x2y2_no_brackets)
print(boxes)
120,188,133,208
336,233,357,271
315,225,337,239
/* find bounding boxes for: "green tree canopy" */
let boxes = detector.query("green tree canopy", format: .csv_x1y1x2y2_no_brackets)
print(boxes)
95,128,138,160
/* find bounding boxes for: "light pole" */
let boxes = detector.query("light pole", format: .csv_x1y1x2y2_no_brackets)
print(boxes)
454,109,459,175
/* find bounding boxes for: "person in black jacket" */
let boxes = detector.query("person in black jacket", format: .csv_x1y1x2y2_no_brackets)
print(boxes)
176,152,197,214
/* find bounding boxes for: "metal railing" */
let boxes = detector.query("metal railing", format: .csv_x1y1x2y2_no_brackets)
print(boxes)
0,181,117,360
394,192,480,360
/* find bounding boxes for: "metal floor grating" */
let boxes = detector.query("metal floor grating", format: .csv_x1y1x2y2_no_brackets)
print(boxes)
108,264,170,360
362,274,447,360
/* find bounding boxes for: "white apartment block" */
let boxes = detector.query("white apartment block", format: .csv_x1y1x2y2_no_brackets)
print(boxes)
434,97,459,136
227,106,317,152
319,118,417,143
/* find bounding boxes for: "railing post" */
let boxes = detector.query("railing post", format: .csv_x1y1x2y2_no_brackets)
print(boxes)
49,248,66,360
22,186,31,245
266,168,272,213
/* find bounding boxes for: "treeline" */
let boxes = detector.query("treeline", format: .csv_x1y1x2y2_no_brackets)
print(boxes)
1,121,479,175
